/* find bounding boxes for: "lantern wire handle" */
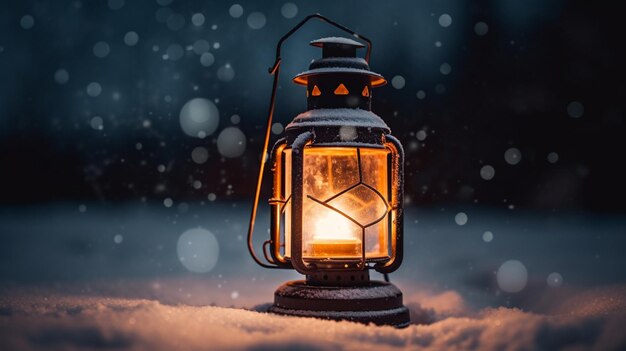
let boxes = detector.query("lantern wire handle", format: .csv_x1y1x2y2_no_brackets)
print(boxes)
247,13,374,269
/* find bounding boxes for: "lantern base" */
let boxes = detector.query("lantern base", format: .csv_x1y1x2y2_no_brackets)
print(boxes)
268,280,410,328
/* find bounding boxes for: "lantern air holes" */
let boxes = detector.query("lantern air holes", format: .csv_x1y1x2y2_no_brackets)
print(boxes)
361,86,370,97
217,127,247,158
474,22,489,36
312,85,321,96
90,116,104,130
480,165,495,180
504,148,522,165
334,83,349,95
87,82,102,97
20,15,35,29
281,3,298,19
54,69,69,84
391,76,405,89
247,12,266,30
93,41,110,58
177,228,219,273
438,14,453,27
547,272,563,287
124,31,139,46
217,64,235,82
454,212,468,226
191,146,209,164
497,260,528,293
567,101,584,118
229,4,244,18
179,98,220,138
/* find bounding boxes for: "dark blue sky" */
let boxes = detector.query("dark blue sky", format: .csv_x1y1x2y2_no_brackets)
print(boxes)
0,0,623,212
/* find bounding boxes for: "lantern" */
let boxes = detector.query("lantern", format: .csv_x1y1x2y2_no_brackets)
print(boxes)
247,14,409,328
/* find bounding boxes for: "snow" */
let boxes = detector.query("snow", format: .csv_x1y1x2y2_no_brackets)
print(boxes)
281,3,298,19
392,76,406,89
229,4,244,19
311,37,365,48
1,205,626,349
217,127,246,158
294,67,385,81
276,283,400,300
287,108,389,130
179,98,220,138
247,12,266,30
1,287,625,350
504,147,522,165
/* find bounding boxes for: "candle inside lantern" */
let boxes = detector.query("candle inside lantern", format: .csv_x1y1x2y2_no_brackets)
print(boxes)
308,210,361,258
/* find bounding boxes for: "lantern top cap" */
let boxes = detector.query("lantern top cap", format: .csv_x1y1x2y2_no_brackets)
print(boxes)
292,37,387,87
309,37,364,59
310,37,365,48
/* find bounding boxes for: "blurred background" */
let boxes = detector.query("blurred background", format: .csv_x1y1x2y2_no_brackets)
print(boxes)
2,0,624,210
0,0,625,310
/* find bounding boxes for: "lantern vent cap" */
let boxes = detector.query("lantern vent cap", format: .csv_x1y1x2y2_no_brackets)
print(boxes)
293,36,386,87
310,37,365,49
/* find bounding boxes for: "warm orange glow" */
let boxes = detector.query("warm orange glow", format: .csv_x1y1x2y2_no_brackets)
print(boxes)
361,86,369,97
283,147,390,261
312,85,321,96
309,203,361,257
334,83,349,95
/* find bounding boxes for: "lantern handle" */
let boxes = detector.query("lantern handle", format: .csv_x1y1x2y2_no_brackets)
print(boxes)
269,13,373,76
247,14,374,269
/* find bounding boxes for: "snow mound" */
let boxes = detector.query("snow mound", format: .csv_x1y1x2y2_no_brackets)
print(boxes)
1,291,625,350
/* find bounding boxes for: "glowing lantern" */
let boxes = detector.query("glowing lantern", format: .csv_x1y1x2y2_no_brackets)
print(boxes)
247,14,409,327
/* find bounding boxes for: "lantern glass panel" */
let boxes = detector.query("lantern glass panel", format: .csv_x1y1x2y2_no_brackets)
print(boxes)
283,146,390,260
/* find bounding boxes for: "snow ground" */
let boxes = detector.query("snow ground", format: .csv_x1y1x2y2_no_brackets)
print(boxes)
1,203,625,350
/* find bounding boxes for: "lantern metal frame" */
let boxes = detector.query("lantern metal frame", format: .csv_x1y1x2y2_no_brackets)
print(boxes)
247,14,404,275
245,14,409,327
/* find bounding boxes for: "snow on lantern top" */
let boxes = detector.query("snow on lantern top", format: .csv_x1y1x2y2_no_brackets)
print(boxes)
292,37,387,88
286,37,390,146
